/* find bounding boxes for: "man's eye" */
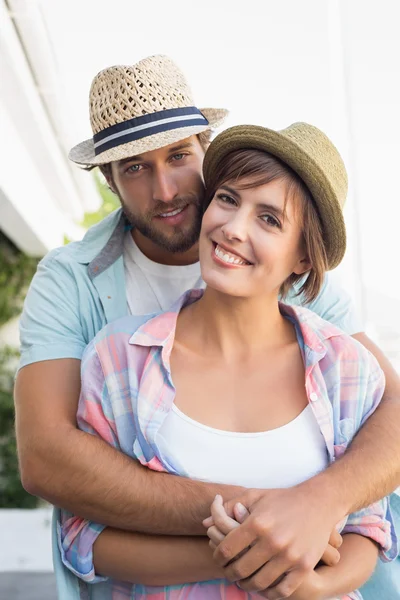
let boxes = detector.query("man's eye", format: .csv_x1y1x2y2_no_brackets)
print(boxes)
171,153,185,161
127,164,142,173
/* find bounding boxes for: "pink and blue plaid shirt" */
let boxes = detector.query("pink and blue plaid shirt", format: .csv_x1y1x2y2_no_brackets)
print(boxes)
58,289,397,600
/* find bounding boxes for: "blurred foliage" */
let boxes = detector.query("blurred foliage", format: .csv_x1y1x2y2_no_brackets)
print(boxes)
81,171,119,229
64,171,119,244
0,232,39,507
0,346,37,508
0,231,39,327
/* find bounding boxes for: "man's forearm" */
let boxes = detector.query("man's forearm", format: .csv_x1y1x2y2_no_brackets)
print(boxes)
24,426,241,534
93,528,224,585
312,333,400,517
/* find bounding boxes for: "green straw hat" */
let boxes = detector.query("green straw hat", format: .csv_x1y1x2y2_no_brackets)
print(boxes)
203,123,348,270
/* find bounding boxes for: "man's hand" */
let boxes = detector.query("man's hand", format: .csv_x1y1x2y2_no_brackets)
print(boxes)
257,569,323,600
203,486,343,596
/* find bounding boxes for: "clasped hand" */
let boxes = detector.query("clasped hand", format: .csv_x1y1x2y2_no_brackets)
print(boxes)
203,488,342,599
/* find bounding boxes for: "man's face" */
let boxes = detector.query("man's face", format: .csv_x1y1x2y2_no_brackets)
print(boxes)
109,136,205,255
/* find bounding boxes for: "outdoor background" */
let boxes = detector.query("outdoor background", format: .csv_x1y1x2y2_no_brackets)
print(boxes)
1,0,399,597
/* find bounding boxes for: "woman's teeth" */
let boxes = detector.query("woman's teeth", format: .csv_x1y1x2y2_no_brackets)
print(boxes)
159,207,185,218
214,244,249,265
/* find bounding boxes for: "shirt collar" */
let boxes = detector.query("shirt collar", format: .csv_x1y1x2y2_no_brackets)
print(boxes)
129,288,204,370
280,303,343,361
75,208,132,278
129,291,344,371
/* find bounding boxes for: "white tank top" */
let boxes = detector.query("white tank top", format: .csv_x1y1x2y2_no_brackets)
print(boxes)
157,404,329,488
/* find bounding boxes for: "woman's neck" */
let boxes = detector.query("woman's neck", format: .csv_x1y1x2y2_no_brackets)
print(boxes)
176,287,296,363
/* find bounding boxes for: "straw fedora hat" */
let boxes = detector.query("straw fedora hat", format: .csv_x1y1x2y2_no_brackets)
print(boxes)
69,55,228,166
203,123,348,270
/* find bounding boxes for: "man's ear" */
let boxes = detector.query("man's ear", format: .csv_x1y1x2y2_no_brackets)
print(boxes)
105,176,116,194
99,165,116,194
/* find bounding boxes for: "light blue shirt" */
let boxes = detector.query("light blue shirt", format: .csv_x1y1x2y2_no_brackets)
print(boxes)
19,208,362,370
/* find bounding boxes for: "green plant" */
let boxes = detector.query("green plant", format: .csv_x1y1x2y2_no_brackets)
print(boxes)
81,172,119,230
64,171,120,245
0,232,39,507
0,231,39,327
0,345,37,508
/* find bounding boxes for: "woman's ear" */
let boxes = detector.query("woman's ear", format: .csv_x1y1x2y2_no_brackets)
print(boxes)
293,254,312,276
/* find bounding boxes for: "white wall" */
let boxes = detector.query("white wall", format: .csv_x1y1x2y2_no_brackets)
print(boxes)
0,0,100,256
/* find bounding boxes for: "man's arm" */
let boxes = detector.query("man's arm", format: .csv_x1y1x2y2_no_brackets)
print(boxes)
304,274,400,507
325,332,400,510
15,358,241,534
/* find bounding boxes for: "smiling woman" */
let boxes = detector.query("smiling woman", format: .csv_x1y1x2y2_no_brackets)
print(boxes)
201,146,327,302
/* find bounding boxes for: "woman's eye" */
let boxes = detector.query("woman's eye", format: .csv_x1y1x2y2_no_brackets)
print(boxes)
216,193,236,205
171,153,185,161
261,214,281,228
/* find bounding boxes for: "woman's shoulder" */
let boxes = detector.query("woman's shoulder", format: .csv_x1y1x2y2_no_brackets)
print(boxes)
287,306,384,417
283,303,377,366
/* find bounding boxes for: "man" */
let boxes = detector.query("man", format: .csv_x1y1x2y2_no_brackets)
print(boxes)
15,55,400,598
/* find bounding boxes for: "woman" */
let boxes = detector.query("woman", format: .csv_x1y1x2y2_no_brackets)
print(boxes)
59,123,396,599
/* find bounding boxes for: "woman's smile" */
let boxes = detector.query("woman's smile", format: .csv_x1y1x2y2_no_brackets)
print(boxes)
212,242,253,268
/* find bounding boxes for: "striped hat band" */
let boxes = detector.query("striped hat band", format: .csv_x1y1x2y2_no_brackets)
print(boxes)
93,106,208,155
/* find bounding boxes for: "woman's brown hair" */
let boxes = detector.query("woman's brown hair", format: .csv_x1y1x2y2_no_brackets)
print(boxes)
203,149,328,303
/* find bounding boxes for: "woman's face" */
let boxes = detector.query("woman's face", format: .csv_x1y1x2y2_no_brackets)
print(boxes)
199,177,310,299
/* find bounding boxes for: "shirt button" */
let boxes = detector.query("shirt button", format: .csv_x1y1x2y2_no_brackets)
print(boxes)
310,392,318,402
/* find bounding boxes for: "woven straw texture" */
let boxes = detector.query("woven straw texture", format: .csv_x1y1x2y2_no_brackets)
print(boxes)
203,123,347,270
69,55,227,165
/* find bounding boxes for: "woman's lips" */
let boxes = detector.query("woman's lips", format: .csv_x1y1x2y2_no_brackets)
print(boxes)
212,242,252,267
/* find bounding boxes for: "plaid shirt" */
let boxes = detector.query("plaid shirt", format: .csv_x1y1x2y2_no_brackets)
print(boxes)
58,289,397,600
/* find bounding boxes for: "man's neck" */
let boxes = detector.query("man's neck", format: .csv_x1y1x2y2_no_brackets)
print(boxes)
132,230,199,266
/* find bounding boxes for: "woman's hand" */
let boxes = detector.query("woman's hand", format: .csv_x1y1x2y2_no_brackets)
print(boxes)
204,491,342,596
206,495,250,551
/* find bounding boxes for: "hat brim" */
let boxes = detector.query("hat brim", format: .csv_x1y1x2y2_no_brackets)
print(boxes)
203,125,347,270
69,108,228,166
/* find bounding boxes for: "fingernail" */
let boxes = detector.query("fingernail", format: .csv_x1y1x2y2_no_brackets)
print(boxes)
235,502,248,518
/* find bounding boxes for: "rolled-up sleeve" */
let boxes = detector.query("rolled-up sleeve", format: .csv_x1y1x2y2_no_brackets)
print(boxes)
343,498,397,562
57,340,119,582
58,513,107,583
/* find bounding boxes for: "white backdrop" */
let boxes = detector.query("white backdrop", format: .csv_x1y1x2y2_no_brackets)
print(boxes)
7,0,400,348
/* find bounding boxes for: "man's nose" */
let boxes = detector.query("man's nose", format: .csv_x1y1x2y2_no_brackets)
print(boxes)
152,170,179,203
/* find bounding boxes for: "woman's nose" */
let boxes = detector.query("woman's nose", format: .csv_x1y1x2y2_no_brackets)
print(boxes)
221,214,248,242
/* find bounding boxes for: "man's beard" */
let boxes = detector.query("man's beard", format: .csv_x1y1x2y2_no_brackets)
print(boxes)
120,195,203,253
